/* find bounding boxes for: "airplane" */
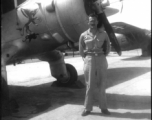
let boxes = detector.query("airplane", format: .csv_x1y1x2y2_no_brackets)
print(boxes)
1,0,151,112
111,22,151,56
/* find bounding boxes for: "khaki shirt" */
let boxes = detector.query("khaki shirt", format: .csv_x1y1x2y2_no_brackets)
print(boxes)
79,29,110,57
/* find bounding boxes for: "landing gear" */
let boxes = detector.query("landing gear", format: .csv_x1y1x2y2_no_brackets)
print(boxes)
38,50,78,87
57,63,78,86
141,44,151,57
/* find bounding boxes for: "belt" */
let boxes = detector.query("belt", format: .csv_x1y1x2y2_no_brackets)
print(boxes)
85,52,103,56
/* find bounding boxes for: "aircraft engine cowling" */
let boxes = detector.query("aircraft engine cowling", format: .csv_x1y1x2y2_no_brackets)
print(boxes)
54,0,89,42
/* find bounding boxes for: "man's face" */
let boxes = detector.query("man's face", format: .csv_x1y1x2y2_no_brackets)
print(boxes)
88,16,98,29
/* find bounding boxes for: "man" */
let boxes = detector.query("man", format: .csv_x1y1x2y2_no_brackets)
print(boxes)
79,13,111,116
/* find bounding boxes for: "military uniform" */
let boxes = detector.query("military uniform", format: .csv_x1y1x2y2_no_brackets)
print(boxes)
79,29,110,111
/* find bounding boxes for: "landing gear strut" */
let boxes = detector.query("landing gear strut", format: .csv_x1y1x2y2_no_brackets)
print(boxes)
38,50,78,87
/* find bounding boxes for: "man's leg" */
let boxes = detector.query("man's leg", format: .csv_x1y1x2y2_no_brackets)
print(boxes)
83,56,96,111
96,55,110,115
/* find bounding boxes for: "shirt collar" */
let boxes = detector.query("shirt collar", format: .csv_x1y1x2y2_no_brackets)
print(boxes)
87,29,99,36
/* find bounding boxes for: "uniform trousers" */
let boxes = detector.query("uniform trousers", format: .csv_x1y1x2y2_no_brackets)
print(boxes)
83,54,108,111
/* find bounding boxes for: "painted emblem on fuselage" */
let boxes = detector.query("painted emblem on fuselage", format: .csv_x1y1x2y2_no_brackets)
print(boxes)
16,3,41,36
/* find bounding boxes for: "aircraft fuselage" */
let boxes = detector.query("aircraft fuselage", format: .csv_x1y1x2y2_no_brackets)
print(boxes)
2,0,89,64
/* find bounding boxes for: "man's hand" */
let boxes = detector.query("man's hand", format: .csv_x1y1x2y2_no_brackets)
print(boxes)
93,0,104,14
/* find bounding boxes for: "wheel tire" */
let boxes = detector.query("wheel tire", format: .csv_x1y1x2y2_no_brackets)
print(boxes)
57,63,78,87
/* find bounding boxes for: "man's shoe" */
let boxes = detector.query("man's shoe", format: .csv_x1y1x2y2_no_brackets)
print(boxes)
101,109,111,115
81,110,91,116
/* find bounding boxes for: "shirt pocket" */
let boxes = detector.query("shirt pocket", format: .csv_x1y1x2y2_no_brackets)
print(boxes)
96,38,104,48
85,39,94,49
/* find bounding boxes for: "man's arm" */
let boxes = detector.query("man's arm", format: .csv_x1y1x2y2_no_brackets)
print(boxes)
79,34,85,58
105,33,111,56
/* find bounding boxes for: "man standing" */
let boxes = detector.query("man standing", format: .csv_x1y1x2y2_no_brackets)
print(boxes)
79,12,111,116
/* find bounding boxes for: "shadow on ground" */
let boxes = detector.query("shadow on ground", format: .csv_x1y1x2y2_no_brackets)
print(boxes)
106,67,150,88
2,66,151,119
90,111,151,119
122,56,151,61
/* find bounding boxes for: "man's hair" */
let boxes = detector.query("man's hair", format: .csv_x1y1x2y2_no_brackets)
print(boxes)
88,13,98,19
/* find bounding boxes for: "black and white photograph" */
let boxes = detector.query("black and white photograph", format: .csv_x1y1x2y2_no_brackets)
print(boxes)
1,0,151,120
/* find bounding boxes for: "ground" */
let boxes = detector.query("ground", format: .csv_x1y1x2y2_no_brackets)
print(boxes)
2,50,151,120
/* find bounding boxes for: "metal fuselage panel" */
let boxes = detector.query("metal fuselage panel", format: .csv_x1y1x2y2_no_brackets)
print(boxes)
55,0,88,42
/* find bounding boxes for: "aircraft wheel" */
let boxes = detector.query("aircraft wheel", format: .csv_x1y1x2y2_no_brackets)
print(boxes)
57,63,78,86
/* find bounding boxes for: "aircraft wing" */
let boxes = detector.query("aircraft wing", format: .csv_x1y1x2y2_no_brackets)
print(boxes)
111,22,151,55
111,22,151,39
